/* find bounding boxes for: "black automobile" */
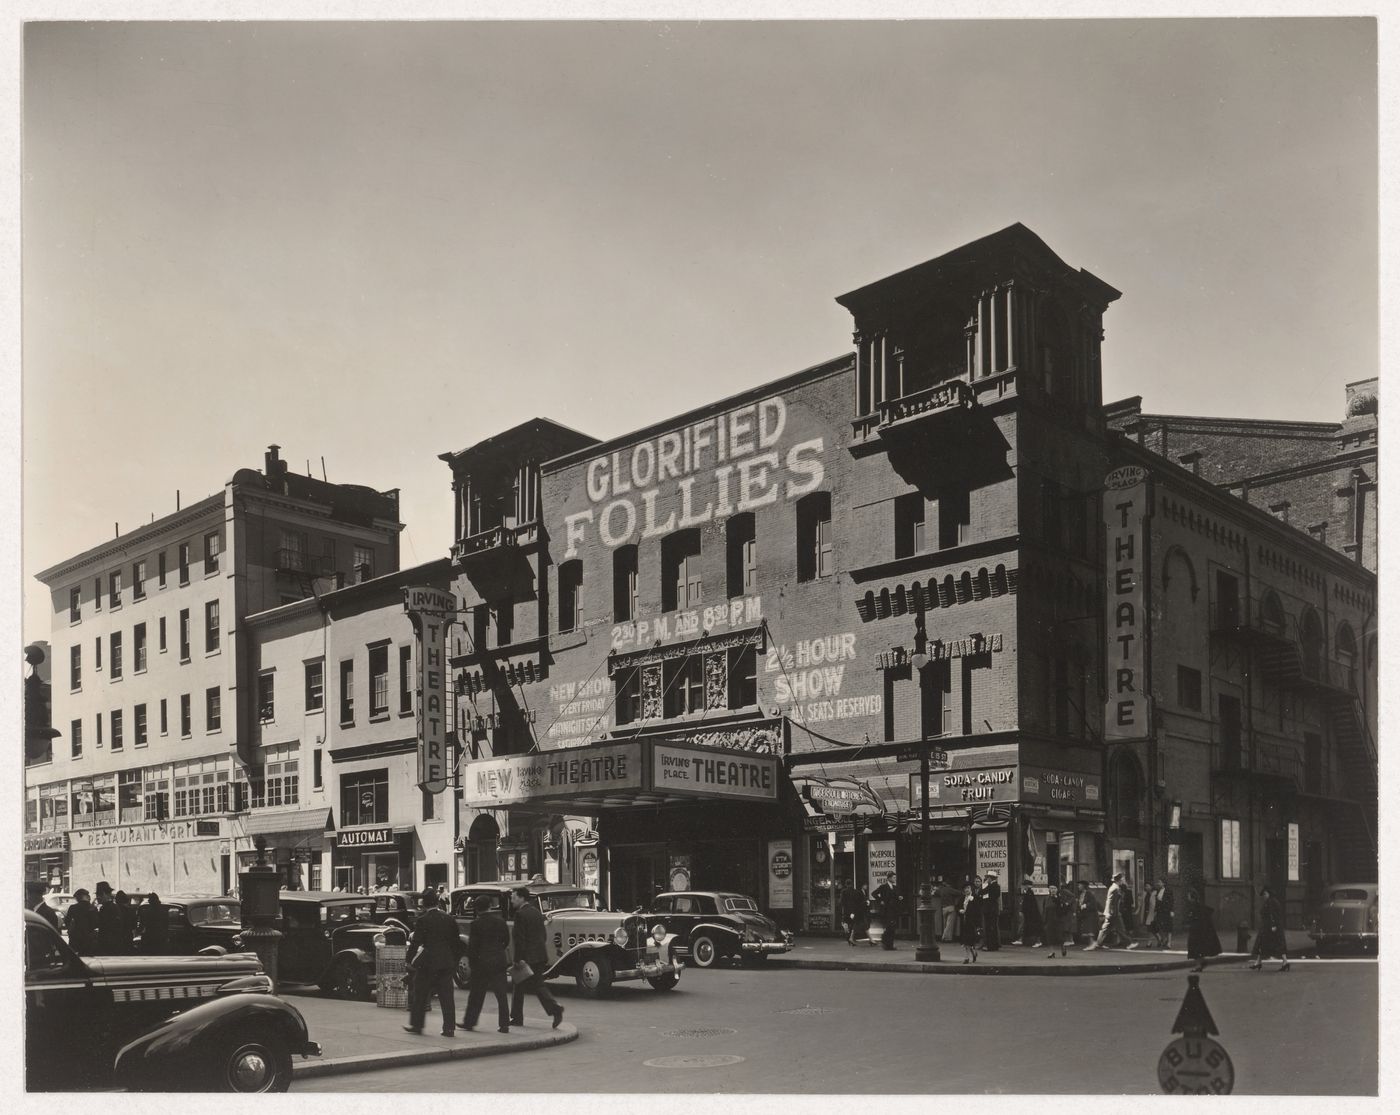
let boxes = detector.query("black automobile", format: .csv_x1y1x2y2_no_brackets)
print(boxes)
24,910,320,1092
367,889,427,934
255,891,406,999
161,896,244,955
647,891,794,967
1308,883,1379,956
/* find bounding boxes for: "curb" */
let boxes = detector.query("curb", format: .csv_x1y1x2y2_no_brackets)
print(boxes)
766,953,1252,977
293,1023,578,1079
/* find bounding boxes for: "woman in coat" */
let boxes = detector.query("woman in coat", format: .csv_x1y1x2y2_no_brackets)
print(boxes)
1152,883,1174,949
1019,882,1044,947
1184,889,1222,972
958,884,981,964
1074,882,1100,945
1041,884,1070,957
1249,885,1291,971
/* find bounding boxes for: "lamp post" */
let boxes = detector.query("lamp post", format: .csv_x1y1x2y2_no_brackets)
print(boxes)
239,835,283,992
908,647,942,962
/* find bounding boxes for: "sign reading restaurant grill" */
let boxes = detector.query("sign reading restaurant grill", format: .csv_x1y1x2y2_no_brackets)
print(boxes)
1103,465,1153,740
404,585,457,794
69,820,203,849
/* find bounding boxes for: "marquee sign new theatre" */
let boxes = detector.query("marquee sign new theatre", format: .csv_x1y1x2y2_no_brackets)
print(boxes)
404,585,457,793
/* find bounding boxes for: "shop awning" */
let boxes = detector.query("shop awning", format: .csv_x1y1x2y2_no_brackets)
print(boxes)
242,808,334,847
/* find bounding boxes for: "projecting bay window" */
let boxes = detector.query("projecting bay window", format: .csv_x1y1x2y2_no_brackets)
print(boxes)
613,546,639,622
143,777,169,822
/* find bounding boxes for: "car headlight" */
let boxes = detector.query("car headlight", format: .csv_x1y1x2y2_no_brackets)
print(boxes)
612,925,630,947
650,923,667,943
373,933,388,948
216,973,274,995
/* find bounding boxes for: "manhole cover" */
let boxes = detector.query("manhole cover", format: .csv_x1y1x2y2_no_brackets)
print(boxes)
662,1027,738,1038
644,1054,746,1069
778,1006,836,1015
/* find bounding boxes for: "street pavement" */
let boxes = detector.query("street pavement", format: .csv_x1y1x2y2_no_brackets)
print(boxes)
294,955,1377,1095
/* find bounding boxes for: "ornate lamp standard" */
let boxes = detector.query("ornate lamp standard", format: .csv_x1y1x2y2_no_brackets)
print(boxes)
908,644,942,963
239,836,283,991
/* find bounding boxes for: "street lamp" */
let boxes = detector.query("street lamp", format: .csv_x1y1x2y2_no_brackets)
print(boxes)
908,646,941,962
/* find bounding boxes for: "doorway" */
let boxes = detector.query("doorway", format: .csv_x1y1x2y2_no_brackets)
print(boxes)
610,844,667,912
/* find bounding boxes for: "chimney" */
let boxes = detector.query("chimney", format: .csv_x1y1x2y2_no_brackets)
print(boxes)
265,444,285,478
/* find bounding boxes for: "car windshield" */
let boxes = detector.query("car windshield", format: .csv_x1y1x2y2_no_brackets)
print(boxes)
536,890,597,912
1330,889,1373,901
324,902,375,926
723,897,759,913
187,902,240,926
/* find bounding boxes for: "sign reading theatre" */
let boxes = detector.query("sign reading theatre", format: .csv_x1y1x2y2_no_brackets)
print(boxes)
403,585,457,794
1103,466,1153,740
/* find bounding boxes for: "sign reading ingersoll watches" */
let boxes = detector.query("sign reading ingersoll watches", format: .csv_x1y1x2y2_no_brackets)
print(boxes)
403,585,457,793
1103,465,1153,740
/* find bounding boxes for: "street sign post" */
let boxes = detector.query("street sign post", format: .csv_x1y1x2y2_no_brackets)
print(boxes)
1158,974,1234,1094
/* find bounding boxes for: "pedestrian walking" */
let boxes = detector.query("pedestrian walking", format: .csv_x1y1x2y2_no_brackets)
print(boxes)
1184,889,1222,972
1142,879,1158,940
509,887,564,1029
936,876,961,943
980,874,1002,950
138,893,168,954
1018,881,1044,947
64,888,100,954
1041,884,1070,957
1085,872,1127,950
852,885,872,945
461,894,512,1034
404,886,463,1036
838,879,860,945
1122,876,1140,948
27,881,59,931
958,884,980,963
1248,886,1291,972
117,891,140,950
871,873,901,951
1152,881,1174,949
95,882,131,955
1074,881,1100,945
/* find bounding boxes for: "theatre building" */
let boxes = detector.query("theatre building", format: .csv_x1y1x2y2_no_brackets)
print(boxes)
444,225,1132,935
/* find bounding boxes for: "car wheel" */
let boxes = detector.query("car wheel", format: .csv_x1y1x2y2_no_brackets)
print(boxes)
454,955,472,990
214,1029,293,1092
575,954,614,997
328,957,369,1000
691,935,720,968
647,972,680,991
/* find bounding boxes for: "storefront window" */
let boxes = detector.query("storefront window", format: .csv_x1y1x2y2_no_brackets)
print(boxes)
805,833,835,931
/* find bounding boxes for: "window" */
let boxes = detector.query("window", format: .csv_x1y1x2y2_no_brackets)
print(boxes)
494,594,514,646
159,698,168,736
134,704,148,746
178,543,190,585
204,531,220,575
353,545,374,580
894,494,926,558
118,770,143,821
279,529,308,572
937,488,970,550
322,537,337,573
158,551,167,588
796,493,833,582
726,513,757,598
399,646,413,714
206,686,222,732
1219,693,1242,769
173,758,232,818
95,576,103,612
179,609,191,660
341,769,389,827
729,644,758,708
69,645,80,691
369,644,389,716
613,545,640,622
313,748,323,790
339,659,354,723
70,719,82,759
662,529,704,611
1177,666,1202,711
111,709,124,751
305,659,325,711
205,599,220,653
69,587,81,623
422,786,439,822
248,746,300,809
616,667,642,725
133,623,147,672
180,694,192,737
158,616,166,653
133,560,146,600
1215,570,1240,627
110,631,123,680
95,635,102,671
258,671,275,721
1219,818,1242,878
558,560,584,632
109,570,122,609
143,776,169,821
664,656,706,718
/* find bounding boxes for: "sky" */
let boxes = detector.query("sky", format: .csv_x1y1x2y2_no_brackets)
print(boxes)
17,16,1379,641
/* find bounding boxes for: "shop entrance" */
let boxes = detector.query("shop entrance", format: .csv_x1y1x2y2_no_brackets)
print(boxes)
610,844,667,912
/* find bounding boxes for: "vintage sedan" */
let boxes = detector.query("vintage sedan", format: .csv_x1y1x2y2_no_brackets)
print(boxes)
448,882,682,997
1308,883,1378,956
161,896,244,954
647,891,794,967
24,910,320,1092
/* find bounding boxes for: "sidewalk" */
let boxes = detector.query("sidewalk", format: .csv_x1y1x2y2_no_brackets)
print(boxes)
284,991,577,1079
767,935,1253,976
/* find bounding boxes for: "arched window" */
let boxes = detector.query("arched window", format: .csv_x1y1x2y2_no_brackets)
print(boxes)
726,513,757,598
796,493,833,582
1106,751,1145,839
1259,591,1285,635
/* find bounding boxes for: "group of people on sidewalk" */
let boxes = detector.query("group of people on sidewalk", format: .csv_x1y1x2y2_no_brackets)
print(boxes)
1082,873,1175,952
402,885,565,1039
29,879,168,955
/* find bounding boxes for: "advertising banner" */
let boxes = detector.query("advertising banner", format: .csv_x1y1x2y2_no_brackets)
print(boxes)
768,839,794,908
974,830,1010,889
403,585,457,793
1103,466,1153,740
461,741,644,807
1019,766,1103,808
867,839,897,886
69,820,200,850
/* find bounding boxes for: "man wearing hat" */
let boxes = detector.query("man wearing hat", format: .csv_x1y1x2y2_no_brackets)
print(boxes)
404,885,464,1036
64,888,100,955
27,881,59,931
461,894,512,1033
1085,872,1127,950
980,873,1002,951
95,881,130,955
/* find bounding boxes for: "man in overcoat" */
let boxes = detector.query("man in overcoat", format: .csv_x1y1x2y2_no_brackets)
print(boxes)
509,887,564,1029
404,886,463,1036
980,874,1002,950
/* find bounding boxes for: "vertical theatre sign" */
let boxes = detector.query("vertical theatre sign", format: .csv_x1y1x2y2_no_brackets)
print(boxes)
1104,465,1152,739
404,586,457,794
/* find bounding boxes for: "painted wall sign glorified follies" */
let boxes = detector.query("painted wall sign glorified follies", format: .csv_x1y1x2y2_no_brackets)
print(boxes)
404,585,457,793
1103,466,1152,739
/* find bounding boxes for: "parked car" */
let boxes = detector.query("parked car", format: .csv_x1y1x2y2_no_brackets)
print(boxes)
24,910,320,1092
646,891,794,967
161,896,244,954
447,881,682,997
1308,883,1378,955
368,889,426,933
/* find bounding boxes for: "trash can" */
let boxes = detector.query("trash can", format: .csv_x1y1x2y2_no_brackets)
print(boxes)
375,943,408,1010
1236,923,1251,954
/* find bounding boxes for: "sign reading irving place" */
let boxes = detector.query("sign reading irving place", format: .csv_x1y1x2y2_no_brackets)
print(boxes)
403,585,456,793
1103,465,1152,740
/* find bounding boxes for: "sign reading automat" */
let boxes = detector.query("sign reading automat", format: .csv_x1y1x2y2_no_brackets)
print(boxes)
562,396,826,557
404,586,457,794
1103,466,1153,739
